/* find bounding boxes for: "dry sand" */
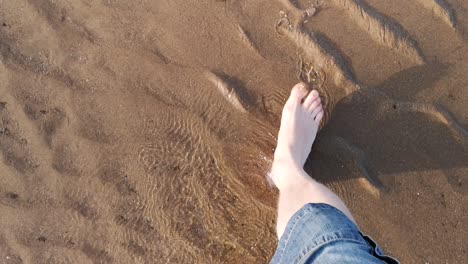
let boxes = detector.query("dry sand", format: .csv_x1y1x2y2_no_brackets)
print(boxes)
0,0,467,263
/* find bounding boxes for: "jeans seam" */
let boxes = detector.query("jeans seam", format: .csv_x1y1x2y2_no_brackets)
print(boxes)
277,212,304,262
276,204,357,263
296,237,369,263
278,206,338,262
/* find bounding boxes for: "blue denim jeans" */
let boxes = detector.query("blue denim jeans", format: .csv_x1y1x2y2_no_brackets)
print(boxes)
270,203,399,264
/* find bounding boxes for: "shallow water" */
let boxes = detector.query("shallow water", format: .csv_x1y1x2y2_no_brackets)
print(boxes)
0,0,467,263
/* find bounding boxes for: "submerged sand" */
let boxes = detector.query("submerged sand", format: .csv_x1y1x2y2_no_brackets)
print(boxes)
0,0,467,263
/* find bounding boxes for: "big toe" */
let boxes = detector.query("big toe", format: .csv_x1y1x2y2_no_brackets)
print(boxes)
287,83,308,104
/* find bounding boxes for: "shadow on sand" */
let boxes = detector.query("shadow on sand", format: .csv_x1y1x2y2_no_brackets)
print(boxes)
304,62,468,195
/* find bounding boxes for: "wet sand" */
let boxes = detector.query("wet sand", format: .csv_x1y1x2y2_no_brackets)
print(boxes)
0,0,467,263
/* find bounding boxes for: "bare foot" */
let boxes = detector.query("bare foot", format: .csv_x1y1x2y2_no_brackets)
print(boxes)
270,83,323,190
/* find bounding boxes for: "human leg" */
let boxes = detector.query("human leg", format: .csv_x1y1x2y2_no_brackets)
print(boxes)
270,83,355,239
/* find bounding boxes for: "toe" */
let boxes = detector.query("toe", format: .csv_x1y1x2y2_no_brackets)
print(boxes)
308,98,321,113
288,83,308,104
314,109,324,122
303,90,319,108
311,104,322,117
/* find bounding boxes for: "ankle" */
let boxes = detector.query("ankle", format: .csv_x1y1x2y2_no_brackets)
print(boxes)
270,158,307,190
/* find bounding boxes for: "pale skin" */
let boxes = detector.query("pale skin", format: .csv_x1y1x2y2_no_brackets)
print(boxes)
270,82,356,239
